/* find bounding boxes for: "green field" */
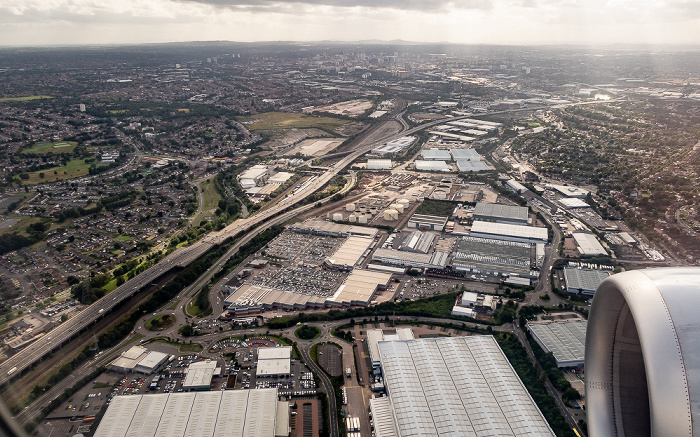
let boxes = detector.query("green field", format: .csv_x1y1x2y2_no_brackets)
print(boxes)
0,95,53,102
200,179,222,219
21,141,77,155
239,112,348,131
19,159,107,184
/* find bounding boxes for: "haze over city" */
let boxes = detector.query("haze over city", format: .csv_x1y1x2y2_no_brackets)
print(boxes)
2,0,700,46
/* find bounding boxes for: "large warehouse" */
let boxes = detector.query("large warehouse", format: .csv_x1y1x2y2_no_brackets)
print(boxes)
371,248,448,269
93,389,289,437
473,202,530,225
377,336,556,436
470,220,548,244
451,236,534,278
367,159,393,170
528,320,587,368
563,267,611,295
572,232,607,256
414,160,451,172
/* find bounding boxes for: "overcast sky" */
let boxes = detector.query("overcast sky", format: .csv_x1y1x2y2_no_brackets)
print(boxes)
1,0,699,46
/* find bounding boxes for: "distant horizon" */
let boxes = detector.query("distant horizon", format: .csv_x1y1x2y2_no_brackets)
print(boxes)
2,39,700,50
2,0,699,47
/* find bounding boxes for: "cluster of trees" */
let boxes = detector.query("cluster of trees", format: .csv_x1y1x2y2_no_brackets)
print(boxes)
496,333,576,437
0,221,50,255
267,292,478,330
527,335,582,404
414,199,456,216
295,324,320,340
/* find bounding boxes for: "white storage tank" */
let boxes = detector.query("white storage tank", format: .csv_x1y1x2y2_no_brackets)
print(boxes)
332,212,344,221
384,209,399,221
346,203,356,212
398,198,410,205
391,203,405,213
348,213,357,223
358,214,368,224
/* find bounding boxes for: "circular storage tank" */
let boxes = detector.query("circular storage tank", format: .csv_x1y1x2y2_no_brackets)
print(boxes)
348,213,357,223
398,198,410,205
391,203,405,213
332,213,344,221
346,203,356,212
358,214,368,224
384,209,399,221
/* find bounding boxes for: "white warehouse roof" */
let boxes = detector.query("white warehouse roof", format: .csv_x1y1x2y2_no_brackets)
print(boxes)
572,232,607,256
420,149,452,160
414,160,451,172
378,336,555,436
94,389,284,437
470,220,548,243
183,360,218,390
257,346,292,376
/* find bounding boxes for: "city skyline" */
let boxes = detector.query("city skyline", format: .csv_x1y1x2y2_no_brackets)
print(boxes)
2,0,700,47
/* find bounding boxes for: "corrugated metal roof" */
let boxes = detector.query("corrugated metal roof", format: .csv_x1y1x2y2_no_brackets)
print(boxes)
378,336,556,437
95,390,282,437
528,320,587,367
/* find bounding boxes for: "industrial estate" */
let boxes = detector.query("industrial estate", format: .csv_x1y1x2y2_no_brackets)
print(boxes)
0,41,699,437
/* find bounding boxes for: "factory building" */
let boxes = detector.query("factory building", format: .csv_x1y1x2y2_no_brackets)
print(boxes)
376,336,556,437
400,230,436,254
371,248,448,269
451,236,534,278
93,389,289,437
449,149,481,161
407,213,449,232
325,269,392,307
414,160,451,172
558,198,590,209
528,320,587,368
473,202,530,225
451,291,497,318
238,164,269,189
287,219,378,239
182,360,219,391
456,160,489,172
109,346,169,374
223,268,390,314
324,235,374,271
470,220,548,244
547,183,589,198
505,179,528,193
372,136,417,155
563,267,611,295
257,346,292,378
421,149,452,161
572,232,607,256
367,159,392,170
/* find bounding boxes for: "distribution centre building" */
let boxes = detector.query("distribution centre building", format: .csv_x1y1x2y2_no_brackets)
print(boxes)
563,267,611,295
377,336,556,436
527,320,587,368
109,346,169,374
93,388,289,437
572,233,607,256
470,220,548,244
473,202,530,225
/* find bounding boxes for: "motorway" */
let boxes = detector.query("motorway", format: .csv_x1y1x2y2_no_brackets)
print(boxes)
0,103,410,387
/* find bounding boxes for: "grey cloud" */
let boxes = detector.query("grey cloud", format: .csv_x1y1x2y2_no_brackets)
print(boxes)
173,0,494,12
